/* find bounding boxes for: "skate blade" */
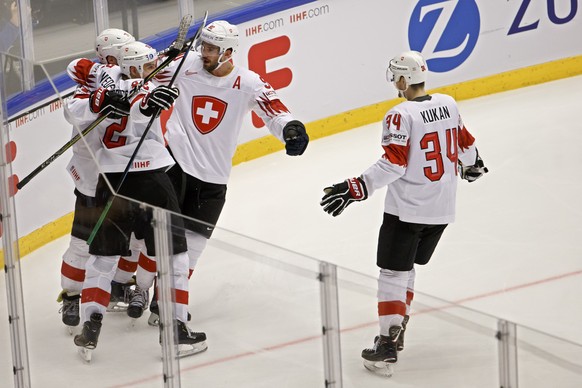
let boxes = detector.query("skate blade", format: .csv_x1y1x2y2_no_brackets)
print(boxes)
177,341,208,358
363,360,395,377
77,347,93,363
65,325,78,336
107,302,129,312
127,318,139,329
147,312,160,327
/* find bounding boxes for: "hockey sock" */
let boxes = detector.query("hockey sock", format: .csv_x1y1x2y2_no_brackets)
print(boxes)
61,236,90,293
185,230,207,274
406,267,416,315
80,255,119,321
377,268,408,336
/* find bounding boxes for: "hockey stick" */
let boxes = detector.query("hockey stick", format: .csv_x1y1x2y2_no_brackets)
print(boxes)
86,11,208,246
15,14,194,191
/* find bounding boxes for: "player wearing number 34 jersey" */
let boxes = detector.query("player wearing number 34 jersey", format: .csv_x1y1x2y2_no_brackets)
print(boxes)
321,51,487,377
368,92,476,225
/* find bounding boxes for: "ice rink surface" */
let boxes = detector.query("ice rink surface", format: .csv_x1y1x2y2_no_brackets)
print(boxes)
1,75,582,387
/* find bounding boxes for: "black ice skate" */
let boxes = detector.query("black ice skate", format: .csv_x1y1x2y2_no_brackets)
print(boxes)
74,313,103,363
127,285,148,319
161,320,207,358
107,279,134,312
361,326,402,377
397,315,409,352
58,290,80,332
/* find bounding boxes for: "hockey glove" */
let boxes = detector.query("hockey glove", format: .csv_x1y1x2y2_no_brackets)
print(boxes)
283,120,309,156
159,39,183,58
140,85,180,117
320,177,368,217
89,87,130,119
460,151,489,182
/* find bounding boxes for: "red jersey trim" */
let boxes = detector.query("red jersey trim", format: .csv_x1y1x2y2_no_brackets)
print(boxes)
458,126,475,151
382,143,409,167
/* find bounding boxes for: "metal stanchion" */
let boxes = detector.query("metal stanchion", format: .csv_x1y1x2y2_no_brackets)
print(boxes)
0,56,32,388
319,262,343,388
497,319,519,388
152,207,180,388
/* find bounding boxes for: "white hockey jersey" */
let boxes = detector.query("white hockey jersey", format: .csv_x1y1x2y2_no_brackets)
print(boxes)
64,59,124,196
156,53,295,184
361,94,478,225
65,77,174,190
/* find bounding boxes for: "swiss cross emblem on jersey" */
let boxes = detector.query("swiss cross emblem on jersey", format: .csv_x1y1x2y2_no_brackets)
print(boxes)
191,96,227,134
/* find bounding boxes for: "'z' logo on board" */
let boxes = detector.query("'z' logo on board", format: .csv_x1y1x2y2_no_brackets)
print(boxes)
408,0,480,73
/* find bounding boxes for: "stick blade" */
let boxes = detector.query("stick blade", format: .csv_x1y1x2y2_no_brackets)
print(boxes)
175,14,193,49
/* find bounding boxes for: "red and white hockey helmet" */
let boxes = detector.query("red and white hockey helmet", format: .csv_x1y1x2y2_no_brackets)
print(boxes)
119,41,158,78
387,51,428,86
96,28,135,64
200,20,239,54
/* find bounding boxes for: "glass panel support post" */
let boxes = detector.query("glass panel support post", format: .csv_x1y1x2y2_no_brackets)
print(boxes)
0,69,32,388
177,0,196,22
318,262,343,388
93,0,110,36
497,319,519,388
16,0,35,90
152,207,180,388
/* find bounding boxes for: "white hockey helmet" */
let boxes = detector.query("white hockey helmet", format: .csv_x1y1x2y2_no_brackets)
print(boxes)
119,41,158,78
199,20,239,54
96,28,135,64
387,51,428,86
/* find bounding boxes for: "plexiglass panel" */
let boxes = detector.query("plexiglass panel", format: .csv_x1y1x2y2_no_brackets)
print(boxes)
336,267,500,387
516,324,582,387
169,224,325,387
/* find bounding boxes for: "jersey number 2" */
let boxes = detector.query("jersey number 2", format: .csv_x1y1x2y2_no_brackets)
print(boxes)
103,117,129,148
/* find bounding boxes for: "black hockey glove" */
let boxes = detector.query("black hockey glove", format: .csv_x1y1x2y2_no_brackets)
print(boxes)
89,87,130,119
460,151,489,182
320,177,368,217
140,85,180,117
283,120,309,156
159,39,183,58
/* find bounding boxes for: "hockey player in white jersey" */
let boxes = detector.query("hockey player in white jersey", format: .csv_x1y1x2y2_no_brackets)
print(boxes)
72,41,206,361
58,28,136,332
64,30,172,320
146,20,310,325
320,51,488,377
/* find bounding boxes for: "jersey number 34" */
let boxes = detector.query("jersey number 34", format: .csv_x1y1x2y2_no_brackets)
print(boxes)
421,128,458,182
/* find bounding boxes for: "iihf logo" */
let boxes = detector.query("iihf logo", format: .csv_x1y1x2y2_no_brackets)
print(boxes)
408,0,480,72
